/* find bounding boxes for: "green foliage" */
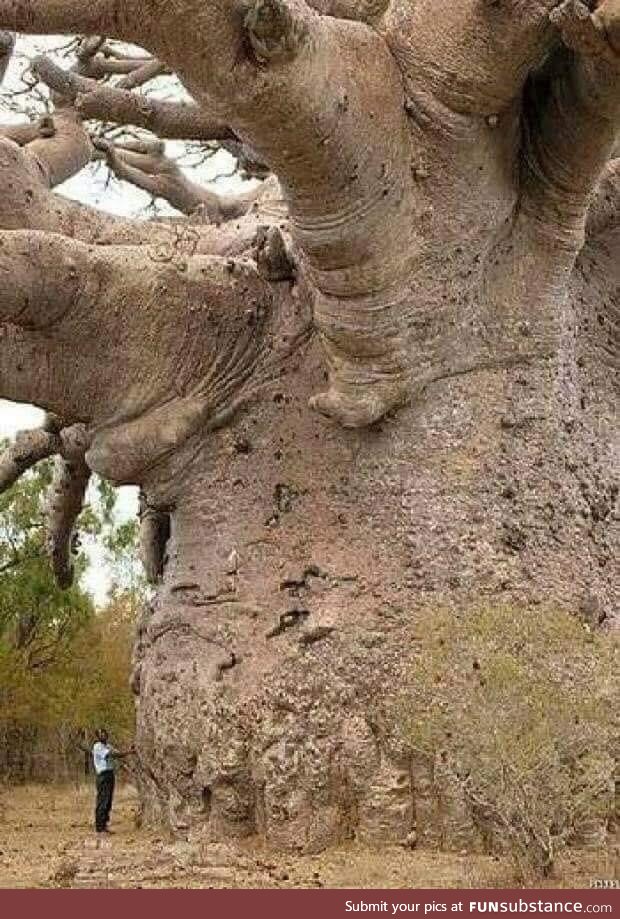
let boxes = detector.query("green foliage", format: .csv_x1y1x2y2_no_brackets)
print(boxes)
37,593,137,745
103,516,144,599
0,451,94,672
0,446,139,777
399,605,618,878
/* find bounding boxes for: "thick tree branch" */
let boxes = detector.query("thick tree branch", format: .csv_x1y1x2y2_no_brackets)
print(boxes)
0,230,88,328
483,5,620,335
0,418,91,590
8,0,414,430
0,114,55,145
80,54,162,80
0,134,278,259
0,0,137,42
141,0,416,425
32,56,233,142
0,427,60,493
75,35,106,70
0,228,289,481
16,0,416,422
45,426,91,589
25,107,93,187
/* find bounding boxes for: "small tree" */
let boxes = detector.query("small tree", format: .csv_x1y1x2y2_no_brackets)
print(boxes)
0,449,138,780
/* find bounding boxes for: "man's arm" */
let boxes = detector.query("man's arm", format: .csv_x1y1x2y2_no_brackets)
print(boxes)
109,744,136,759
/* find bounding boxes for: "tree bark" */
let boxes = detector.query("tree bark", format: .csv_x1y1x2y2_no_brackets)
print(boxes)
0,0,617,854
130,227,617,848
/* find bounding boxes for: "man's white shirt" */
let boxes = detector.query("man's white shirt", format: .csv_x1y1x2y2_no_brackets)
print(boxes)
92,741,113,774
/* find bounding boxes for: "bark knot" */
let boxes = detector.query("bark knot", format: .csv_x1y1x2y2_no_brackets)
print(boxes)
245,0,310,64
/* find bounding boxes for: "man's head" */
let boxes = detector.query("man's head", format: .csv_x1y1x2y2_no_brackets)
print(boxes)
96,728,108,744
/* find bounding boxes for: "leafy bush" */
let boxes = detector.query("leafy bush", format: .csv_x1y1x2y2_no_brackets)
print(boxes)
398,605,617,878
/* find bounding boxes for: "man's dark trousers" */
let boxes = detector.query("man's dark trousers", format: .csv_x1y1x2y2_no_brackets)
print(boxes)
95,770,115,832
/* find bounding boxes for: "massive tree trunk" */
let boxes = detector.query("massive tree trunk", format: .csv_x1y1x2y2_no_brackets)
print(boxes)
0,0,617,852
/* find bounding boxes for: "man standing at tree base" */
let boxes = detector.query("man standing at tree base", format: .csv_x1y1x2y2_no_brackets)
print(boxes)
92,728,123,834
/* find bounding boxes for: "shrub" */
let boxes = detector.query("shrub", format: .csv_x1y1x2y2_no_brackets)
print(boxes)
398,605,618,879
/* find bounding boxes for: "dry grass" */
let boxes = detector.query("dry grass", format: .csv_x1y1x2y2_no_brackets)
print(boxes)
0,783,616,889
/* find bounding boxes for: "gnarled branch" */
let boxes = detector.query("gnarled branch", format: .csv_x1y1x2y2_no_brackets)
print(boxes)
1,228,285,481
32,56,233,142
98,137,276,221
0,133,279,259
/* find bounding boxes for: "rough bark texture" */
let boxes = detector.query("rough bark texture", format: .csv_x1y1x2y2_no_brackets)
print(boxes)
0,0,618,853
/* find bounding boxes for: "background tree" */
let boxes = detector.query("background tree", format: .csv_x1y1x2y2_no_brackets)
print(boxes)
0,0,617,853
0,446,138,781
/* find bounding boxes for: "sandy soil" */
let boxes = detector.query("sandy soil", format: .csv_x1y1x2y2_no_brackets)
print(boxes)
0,782,616,889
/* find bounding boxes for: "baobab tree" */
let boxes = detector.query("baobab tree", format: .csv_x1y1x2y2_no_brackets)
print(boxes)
0,0,617,853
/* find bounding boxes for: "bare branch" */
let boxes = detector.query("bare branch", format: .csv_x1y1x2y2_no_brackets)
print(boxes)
0,134,277,258
116,58,169,91
32,56,233,142
75,35,106,70
0,427,60,493
1,229,286,481
98,137,275,221
81,54,160,79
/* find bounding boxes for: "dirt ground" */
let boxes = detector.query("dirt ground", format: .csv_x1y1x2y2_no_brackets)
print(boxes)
0,782,616,889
